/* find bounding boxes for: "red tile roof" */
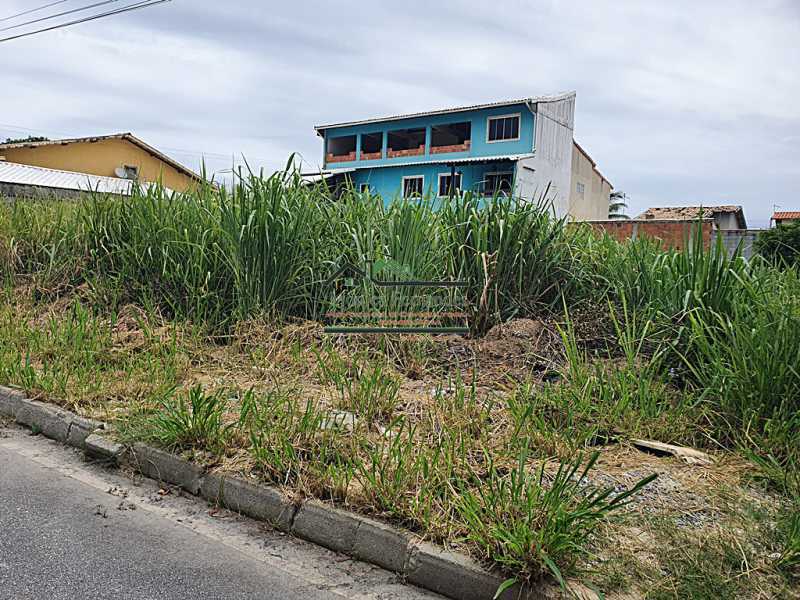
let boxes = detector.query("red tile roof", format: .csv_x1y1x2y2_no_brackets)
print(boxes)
772,211,800,220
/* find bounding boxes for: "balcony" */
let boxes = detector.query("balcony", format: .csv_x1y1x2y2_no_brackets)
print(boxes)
359,132,382,161
430,122,471,155
387,128,425,159
326,134,356,164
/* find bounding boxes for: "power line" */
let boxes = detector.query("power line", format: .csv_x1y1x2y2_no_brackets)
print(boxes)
0,0,121,33
0,0,170,43
0,0,71,23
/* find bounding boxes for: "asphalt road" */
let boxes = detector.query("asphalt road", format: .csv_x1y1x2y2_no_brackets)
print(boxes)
0,425,439,600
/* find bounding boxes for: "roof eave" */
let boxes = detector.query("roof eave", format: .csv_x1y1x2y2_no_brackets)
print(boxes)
314,92,576,133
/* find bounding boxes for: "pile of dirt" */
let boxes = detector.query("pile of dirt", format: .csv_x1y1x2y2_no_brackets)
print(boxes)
441,318,564,382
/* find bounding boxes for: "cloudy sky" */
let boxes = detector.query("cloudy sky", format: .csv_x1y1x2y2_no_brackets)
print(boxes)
1,0,798,226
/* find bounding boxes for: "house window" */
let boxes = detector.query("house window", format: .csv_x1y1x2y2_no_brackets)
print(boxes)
576,182,585,196
326,135,356,163
402,175,424,198
122,165,139,180
360,132,382,160
359,183,371,194
486,114,520,142
484,172,513,197
438,172,462,197
388,128,426,158
431,122,471,154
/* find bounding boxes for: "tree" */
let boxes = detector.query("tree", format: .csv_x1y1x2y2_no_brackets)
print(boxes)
3,135,48,144
608,190,630,219
755,222,800,267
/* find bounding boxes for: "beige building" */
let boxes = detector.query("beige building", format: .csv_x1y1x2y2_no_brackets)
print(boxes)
0,133,201,193
568,141,613,220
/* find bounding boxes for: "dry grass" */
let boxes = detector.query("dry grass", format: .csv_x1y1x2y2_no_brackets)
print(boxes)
0,287,796,597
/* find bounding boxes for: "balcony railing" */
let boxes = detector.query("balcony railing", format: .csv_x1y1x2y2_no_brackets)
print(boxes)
326,151,356,163
430,140,471,154
387,144,425,158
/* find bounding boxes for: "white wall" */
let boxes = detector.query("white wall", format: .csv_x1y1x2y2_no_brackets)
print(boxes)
515,93,575,217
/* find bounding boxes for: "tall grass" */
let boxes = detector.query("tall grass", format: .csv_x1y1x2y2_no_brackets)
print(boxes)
440,194,585,332
0,197,85,286
2,165,798,458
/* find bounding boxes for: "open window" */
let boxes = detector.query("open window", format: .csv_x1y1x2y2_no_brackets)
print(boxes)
359,183,372,194
402,175,424,198
360,132,382,160
438,172,462,197
486,114,520,142
431,122,471,154
484,172,513,197
388,128,425,158
326,135,356,163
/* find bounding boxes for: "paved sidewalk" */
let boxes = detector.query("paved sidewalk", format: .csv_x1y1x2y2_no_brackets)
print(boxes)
0,424,439,600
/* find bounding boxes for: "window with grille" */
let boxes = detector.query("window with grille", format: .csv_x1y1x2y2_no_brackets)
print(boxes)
402,176,424,198
438,172,462,197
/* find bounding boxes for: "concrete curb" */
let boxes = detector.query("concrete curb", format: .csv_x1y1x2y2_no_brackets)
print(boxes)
200,474,296,533
0,386,541,600
85,433,125,463
130,442,202,495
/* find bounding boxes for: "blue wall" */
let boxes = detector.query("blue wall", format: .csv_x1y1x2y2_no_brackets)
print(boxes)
319,103,535,170
350,161,517,203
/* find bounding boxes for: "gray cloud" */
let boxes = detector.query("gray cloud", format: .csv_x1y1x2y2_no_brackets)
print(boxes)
1,0,797,225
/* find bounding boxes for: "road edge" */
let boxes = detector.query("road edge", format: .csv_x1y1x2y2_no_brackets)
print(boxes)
0,385,546,600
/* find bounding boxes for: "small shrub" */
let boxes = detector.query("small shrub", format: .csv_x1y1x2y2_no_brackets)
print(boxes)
148,385,228,451
455,451,656,586
755,222,800,267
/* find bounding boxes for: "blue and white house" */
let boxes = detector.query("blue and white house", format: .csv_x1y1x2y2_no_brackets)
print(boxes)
311,92,612,220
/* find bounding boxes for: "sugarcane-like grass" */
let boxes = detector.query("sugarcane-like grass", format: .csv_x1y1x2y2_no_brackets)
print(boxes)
0,166,798,595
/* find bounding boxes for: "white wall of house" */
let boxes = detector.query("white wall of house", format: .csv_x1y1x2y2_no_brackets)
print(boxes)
515,93,575,216
713,212,740,230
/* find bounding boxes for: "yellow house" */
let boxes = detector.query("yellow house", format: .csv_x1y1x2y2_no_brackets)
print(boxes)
0,133,202,192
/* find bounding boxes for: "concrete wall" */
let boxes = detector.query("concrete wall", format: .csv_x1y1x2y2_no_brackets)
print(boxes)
568,143,611,221
1,138,196,192
713,229,761,258
0,182,83,200
582,219,714,250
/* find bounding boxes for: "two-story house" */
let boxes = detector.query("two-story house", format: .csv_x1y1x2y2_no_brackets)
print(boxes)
312,91,612,220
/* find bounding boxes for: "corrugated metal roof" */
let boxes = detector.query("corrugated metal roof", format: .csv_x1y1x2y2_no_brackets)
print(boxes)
0,161,167,195
314,92,576,132
0,133,203,182
772,211,800,220
315,154,534,174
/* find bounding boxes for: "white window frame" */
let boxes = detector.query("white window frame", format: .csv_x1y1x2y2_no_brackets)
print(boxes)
486,113,521,143
437,172,463,197
483,171,514,197
359,183,371,194
576,182,585,196
401,175,424,198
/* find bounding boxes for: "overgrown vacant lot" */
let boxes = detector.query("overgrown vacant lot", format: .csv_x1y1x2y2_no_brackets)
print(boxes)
1,173,798,598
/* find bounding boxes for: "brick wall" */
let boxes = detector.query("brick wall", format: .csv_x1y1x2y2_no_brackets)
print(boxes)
580,219,714,250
